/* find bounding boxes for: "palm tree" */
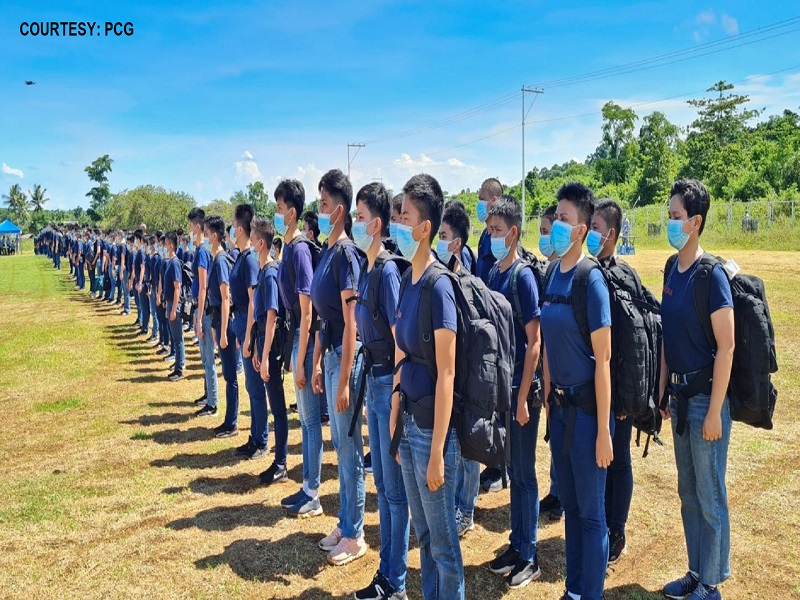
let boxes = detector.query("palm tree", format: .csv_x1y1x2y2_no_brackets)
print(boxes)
3,184,29,222
29,184,49,212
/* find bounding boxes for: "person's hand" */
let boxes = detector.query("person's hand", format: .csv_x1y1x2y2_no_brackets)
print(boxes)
197,321,204,341
243,340,251,359
703,410,723,442
516,394,530,426
659,393,671,422
259,358,270,382
426,454,445,492
170,309,177,322
312,367,324,395
220,331,228,349
596,431,614,469
390,410,400,465
336,384,350,414
295,361,306,389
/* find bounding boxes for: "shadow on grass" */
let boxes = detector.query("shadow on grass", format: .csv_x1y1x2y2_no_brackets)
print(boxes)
167,502,285,532
148,400,197,408
605,584,661,599
150,426,214,445
150,447,242,470
121,412,195,426
188,472,264,495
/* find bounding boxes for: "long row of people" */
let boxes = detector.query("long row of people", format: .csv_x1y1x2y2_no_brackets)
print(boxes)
35,173,739,600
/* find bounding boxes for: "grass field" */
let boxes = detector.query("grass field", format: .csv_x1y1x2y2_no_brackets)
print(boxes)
0,249,798,600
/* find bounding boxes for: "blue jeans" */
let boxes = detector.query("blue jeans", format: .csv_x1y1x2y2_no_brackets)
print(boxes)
196,312,219,409
89,266,96,294
261,334,288,466
606,415,633,534
233,313,268,448
167,301,185,374
455,459,480,519
77,262,86,289
670,393,731,586
399,414,464,600
106,265,116,300
139,289,150,331
292,329,324,491
122,270,130,312
149,291,160,338
366,371,409,592
549,403,614,600
509,404,542,562
323,343,366,539
213,317,239,429
159,303,170,347
549,459,560,498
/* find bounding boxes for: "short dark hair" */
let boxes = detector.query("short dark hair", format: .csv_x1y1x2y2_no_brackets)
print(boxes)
556,181,595,229
251,216,275,248
302,212,320,239
488,195,522,237
481,177,503,199
134,230,144,242
154,230,163,239
356,182,391,237
594,199,622,242
402,174,444,243
319,169,353,234
442,201,471,247
147,235,156,246
234,203,254,237
542,204,557,224
204,215,225,244
671,179,711,235
274,179,305,217
392,193,404,215
166,231,178,248
272,238,283,252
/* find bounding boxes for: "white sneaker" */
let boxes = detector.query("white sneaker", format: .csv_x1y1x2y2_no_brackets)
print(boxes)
327,536,367,566
319,526,342,552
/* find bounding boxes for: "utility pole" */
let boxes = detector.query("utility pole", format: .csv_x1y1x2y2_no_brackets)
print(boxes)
521,86,543,227
347,143,365,179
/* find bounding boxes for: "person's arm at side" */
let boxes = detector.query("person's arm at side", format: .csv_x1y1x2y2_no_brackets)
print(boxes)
591,326,613,468
296,294,312,390
243,286,256,359
706,306,734,441
171,276,180,321
516,317,541,426
312,329,323,393
336,289,358,412
428,327,456,492
260,308,277,381
196,266,208,339
658,340,669,420
390,326,404,465
542,348,551,423
220,283,230,349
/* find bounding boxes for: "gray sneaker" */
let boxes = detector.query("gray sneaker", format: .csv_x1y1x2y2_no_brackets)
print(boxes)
456,509,474,538
287,493,323,518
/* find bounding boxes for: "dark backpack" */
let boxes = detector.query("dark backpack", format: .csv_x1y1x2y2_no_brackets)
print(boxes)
395,261,515,467
179,259,194,321
284,236,321,325
663,253,778,430
316,238,365,352
249,262,290,366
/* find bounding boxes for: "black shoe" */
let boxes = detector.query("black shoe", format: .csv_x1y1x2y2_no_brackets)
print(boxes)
608,530,626,564
168,371,184,382
236,440,254,455
259,462,288,485
290,403,297,412
364,451,373,474
156,347,168,355
482,469,505,493
355,570,390,600
488,546,519,575
196,405,217,417
247,446,268,460
320,413,329,425
194,395,208,405
214,425,238,438
505,558,541,589
540,494,564,519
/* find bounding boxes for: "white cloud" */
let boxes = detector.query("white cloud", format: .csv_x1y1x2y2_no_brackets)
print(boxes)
2,162,24,178
690,9,738,41
695,9,716,25
234,150,262,184
721,13,739,35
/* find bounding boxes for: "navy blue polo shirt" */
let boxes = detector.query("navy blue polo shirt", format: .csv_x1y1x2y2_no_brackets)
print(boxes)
475,229,495,284
355,258,400,361
255,263,281,322
230,248,259,310
176,247,185,263
662,258,732,374
230,247,240,262
278,237,314,323
540,260,611,387
143,252,153,283
134,248,144,282
460,246,474,274
395,264,457,405
489,259,541,386
207,253,231,308
192,246,211,300
310,240,361,349
163,256,181,302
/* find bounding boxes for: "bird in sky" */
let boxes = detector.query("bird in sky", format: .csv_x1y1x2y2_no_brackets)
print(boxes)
24,81,35,86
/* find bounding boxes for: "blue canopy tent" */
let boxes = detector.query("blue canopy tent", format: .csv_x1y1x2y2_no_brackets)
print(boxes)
0,219,22,255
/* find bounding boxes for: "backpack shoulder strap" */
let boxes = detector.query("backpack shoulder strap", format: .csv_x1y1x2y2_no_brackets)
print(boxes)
509,259,528,330
692,253,720,350
571,257,601,350
663,253,679,289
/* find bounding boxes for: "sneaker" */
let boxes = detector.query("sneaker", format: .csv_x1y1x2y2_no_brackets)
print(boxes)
540,494,564,520
156,347,168,355
381,590,407,600
505,558,542,589
482,469,504,493
608,530,626,564
259,462,288,485
287,493,323,519
327,536,367,566
663,572,700,599
319,527,342,552
354,571,389,600
147,336,159,344
163,354,175,363
122,310,130,316
364,452,373,474
235,441,254,456
281,488,306,508
320,413,330,425
196,405,217,417
194,395,208,405
456,509,475,538
247,446,268,460
688,583,721,600
168,371,184,382
236,364,244,375
214,426,238,438
488,546,519,575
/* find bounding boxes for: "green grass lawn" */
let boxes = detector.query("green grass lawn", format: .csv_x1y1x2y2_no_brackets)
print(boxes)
0,250,798,599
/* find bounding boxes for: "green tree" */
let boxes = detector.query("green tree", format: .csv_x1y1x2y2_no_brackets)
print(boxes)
200,198,236,224
592,102,640,186
246,181,271,217
3,183,29,225
105,185,195,231
85,154,114,219
28,184,49,212
636,111,680,205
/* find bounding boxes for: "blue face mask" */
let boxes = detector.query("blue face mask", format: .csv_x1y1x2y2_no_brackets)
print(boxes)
586,230,608,257
396,223,421,260
318,210,337,237
551,219,579,258
389,222,399,240
490,232,511,261
229,226,237,245
274,212,288,236
437,239,454,265
477,200,488,223
188,240,195,252
202,238,211,251
538,234,553,258
667,219,691,251
351,219,375,252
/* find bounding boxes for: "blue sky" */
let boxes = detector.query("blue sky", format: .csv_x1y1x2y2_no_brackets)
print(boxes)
2,1,800,210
